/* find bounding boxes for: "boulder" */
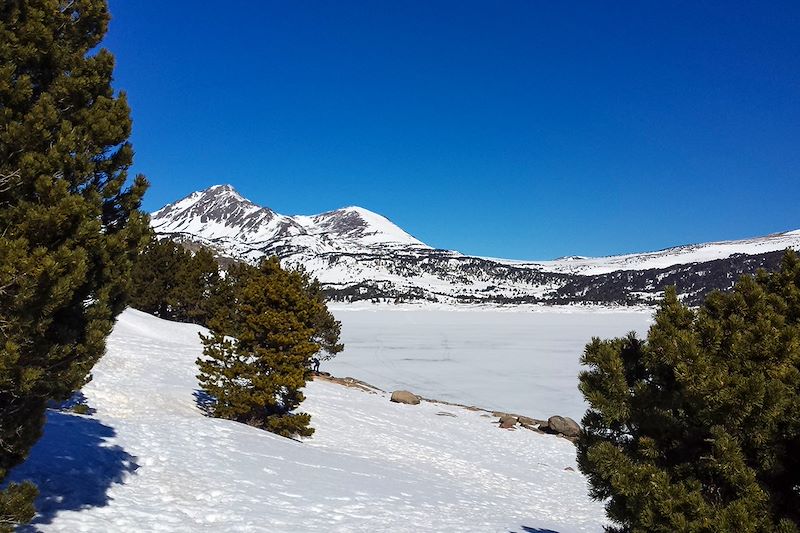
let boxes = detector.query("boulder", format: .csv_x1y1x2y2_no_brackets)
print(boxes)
390,390,420,405
547,416,580,438
499,417,517,429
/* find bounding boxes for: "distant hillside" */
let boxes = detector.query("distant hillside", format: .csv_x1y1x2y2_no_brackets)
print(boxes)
152,185,799,306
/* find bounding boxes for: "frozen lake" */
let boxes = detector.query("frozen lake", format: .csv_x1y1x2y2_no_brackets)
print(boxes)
327,306,653,421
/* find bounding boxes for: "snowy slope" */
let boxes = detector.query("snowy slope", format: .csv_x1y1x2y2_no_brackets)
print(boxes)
151,185,800,305
9,310,607,532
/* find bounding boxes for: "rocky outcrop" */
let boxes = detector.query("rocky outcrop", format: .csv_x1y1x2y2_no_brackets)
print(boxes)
318,371,581,442
492,412,580,439
313,373,383,394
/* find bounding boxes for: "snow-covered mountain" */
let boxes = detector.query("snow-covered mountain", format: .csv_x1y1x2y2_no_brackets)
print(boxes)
151,184,426,257
152,185,800,305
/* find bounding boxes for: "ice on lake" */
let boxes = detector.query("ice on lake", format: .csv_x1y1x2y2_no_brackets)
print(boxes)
327,306,653,421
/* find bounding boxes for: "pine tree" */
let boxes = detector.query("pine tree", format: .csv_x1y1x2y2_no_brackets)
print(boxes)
130,238,223,325
129,237,184,318
577,251,800,532
0,1,148,527
173,246,221,325
303,272,344,361
197,258,341,438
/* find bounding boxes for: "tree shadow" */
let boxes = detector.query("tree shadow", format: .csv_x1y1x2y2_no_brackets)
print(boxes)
4,410,138,529
54,391,97,415
513,527,561,533
194,389,216,415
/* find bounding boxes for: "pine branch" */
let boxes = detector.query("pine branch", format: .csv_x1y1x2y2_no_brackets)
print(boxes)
0,170,20,194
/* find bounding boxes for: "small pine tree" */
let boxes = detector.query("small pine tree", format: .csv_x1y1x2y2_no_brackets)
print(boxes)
0,1,148,527
197,258,341,438
577,251,800,532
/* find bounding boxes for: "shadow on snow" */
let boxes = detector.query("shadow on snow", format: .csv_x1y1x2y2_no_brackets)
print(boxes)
4,410,138,529
52,390,97,415
193,389,216,416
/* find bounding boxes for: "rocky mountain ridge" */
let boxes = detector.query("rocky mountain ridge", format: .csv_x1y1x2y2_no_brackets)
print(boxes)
151,185,800,306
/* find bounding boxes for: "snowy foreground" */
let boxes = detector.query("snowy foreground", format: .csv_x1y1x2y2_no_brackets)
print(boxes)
2,308,651,532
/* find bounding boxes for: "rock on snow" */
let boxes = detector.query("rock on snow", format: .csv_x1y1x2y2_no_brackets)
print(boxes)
8,309,607,532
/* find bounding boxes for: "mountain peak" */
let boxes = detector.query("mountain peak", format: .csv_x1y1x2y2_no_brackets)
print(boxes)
311,205,423,247
150,185,428,249
194,184,249,204
204,183,240,195
154,184,253,215
151,184,277,240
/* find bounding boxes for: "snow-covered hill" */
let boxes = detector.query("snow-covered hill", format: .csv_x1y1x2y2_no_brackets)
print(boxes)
9,310,607,532
152,185,800,305
532,229,800,275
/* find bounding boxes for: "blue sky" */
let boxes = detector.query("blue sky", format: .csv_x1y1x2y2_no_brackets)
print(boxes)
105,1,799,260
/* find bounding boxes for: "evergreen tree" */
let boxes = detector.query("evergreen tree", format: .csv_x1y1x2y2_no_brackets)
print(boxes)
129,239,222,325
129,237,185,318
303,272,344,361
197,258,342,438
577,251,800,532
0,1,148,527
175,246,221,325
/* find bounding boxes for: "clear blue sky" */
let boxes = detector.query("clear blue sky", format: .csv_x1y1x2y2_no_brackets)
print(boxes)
105,0,799,260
